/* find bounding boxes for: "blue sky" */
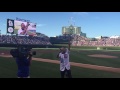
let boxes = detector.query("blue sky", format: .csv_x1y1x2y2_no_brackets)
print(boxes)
0,12,120,38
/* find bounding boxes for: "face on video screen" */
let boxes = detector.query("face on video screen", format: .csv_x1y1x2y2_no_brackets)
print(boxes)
21,23,26,30
14,20,36,36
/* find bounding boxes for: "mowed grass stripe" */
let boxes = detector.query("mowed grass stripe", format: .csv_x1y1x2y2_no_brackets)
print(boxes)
0,48,120,68
0,57,120,78
34,50,120,68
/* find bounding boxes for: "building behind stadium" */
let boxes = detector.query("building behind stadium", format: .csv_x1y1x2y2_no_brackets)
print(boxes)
62,24,86,37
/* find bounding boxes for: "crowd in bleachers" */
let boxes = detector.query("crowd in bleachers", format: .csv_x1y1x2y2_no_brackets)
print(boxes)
0,35,52,45
1,34,120,46
71,35,120,46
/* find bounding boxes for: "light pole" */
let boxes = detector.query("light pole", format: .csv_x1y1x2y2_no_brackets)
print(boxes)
68,27,73,47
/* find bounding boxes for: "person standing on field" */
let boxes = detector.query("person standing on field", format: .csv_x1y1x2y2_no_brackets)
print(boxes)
57,41,72,78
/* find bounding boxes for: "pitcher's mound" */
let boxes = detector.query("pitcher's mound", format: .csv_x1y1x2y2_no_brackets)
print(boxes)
88,54,118,58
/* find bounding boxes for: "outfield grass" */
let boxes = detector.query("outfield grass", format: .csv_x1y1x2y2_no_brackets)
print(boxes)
70,50,120,68
33,49,120,68
0,47,120,68
0,57,120,78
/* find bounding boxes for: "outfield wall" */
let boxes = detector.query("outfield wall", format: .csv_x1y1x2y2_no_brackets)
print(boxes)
1,43,120,50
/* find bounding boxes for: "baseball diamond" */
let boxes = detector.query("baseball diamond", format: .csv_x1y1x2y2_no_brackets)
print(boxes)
1,12,120,78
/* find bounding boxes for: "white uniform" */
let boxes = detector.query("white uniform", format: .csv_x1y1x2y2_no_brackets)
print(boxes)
18,29,27,35
59,48,70,71
18,29,23,35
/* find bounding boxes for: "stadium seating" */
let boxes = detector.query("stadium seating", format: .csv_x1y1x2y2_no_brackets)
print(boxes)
0,35,52,45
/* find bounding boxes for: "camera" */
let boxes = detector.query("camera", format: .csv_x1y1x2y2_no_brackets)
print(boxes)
10,35,36,58
10,46,36,58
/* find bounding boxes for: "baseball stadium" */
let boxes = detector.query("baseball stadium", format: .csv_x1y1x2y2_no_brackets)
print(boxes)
0,17,120,78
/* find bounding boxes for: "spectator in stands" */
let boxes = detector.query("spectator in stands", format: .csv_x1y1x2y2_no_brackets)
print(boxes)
0,34,52,45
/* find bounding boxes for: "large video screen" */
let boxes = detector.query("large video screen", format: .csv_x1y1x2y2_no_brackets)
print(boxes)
7,19,36,36
14,20,36,36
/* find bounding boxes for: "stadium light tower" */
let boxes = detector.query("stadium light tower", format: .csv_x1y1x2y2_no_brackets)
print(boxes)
68,17,74,26
68,17,75,46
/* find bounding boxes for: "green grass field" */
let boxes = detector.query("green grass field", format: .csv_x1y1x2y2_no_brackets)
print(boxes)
0,47,120,78
0,57,120,78
33,49,120,68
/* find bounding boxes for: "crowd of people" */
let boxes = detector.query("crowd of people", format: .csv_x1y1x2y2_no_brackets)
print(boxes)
71,35,120,46
0,35,52,45
1,34,120,46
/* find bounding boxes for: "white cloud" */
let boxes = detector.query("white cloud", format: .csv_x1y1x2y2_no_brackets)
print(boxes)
73,12,89,15
37,24,46,27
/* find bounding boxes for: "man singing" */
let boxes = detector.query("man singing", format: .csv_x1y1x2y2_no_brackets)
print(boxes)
18,22,29,35
57,42,72,78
